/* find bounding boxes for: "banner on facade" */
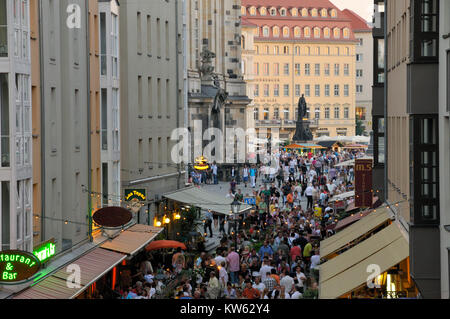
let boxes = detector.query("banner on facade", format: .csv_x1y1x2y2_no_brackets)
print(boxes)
355,158,373,208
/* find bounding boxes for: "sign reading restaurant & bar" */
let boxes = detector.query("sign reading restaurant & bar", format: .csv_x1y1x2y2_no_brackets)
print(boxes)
355,158,373,208
0,250,41,284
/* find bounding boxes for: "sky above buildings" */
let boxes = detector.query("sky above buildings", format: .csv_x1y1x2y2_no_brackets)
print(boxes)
331,0,374,23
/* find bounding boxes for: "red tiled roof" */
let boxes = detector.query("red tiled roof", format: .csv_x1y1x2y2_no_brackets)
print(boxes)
241,17,258,27
342,9,372,31
242,0,339,10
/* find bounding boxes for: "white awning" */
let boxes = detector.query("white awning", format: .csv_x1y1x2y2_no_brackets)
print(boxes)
163,187,252,216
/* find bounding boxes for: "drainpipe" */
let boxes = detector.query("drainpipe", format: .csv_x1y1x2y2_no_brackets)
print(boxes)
183,0,188,185
86,1,92,242
175,0,180,189
38,0,45,240
383,1,388,213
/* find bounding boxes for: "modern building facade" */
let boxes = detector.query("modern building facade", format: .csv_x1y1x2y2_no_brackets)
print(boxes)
438,0,450,299
119,0,185,225
241,0,357,140
384,0,441,298
186,0,250,163
99,0,120,207
0,0,33,253
343,9,373,135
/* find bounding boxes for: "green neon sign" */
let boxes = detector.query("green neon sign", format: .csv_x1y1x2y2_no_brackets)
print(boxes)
0,250,41,284
33,242,56,263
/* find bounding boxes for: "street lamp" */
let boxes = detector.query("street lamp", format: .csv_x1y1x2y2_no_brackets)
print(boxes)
231,198,241,249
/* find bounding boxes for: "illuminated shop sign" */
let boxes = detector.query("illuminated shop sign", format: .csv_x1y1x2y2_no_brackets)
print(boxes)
33,239,56,263
0,250,41,284
124,189,147,201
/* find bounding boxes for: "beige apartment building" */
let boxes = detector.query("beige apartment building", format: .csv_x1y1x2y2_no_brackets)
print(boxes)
186,0,250,163
343,9,373,134
241,0,357,140
119,0,185,225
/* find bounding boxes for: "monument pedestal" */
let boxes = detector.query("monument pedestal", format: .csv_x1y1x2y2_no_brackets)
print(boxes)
292,119,313,142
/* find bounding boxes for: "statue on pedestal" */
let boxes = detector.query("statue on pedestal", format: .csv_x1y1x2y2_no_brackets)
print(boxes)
293,94,313,142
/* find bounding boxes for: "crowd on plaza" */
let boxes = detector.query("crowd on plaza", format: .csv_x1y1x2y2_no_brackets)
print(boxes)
171,147,366,299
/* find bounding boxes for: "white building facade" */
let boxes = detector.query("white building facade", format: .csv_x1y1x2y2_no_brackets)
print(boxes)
99,0,120,207
0,0,33,252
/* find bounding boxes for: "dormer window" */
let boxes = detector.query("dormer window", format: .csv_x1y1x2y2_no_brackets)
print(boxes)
294,27,301,38
241,6,246,16
311,8,318,17
273,26,280,37
280,8,287,16
304,27,311,38
263,26,269,37
250,6,256,16
283,26,289,37
324,27,330,38
321,8,327,17
343,28,350,38
291,8,298,16
333,27,341,38
314,27,320,38
301,8,308,17
260,7,267,16
270,7,277,16
331,9,337,18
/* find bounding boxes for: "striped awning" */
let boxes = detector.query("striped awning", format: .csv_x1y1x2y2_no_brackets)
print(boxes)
13,248,126,299
163,187,252,216
100,224,163,256
319,223,409,299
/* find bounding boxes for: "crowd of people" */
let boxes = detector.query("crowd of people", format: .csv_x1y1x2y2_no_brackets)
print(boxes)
172,147,366,299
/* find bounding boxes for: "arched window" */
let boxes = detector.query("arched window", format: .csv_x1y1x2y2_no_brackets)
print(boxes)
241,6,246,16
274,46,279,55
273,26,280,37
321,8,327,17
343,28,350,38
260,7,267,16
263,26,269,37
331,9,337,18
304,27,311,38
301,8,308,17
250,6,256,16
283,26,289,37
333,27,340,38
295,46,300,55
241,35,245,49
345,47,349,55
314,27,320,38
294,27,301,38
311,8,318,17
291,8,298,16
283,46,289,55
270,7,277,16
324,27,330,38
280,8,287,16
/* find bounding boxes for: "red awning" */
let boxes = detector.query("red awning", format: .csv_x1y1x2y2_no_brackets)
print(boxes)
145,240,187,251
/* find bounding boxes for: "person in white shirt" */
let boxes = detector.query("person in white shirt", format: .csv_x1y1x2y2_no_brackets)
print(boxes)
294,266,307,288
290,286,303,299
305,184,314,210
280,270,295,293
259,259,273,282
252,275,266,294
219,261,228,287
310,250,321,282
215,252,226,268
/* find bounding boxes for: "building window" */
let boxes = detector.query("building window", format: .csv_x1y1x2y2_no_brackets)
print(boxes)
301,8,308,17
263,27,269,37
305,64,310,76
253,108,259,120
344,85,349,96
305,84,310,97
321,9,328,17
447,50,450,112
260,7,267,16
356,54,363,62
334,64,339,76
324,107,330,119
344,64,349,76
357,69,363,77
274,63,279,76
250,7,256,15
314,27,320,38
295,64,301,76
358,38,363,46
270,7,277,16
311,8,318,17
292,8,298,17
315,107,320,119
294,27,301,38
283,46,289,54
411,0,439,60
356,85,363,93
263,84,269,97
315,64,320,76
410,115,439,224
343,28,350,38
274,46,280,55
254,63,259,75
254,84,259,97
304,27,311,38
315,85,320,97
241,6,246,16
274,84,279,97
334,107,340,119
344,107,349,119
284,63,289,75
0,0,7,57
325,84,330,97
263,108,269,120
263,63,269,76
295,84,300,97
324,64,330,76
111,14,119,78
374,38,385,84
274,108,279,119
334,84,339,96
101,89,108,150
331,9,337,18
333,28,340,38
283,108,289,120
0,74,9,167
284,84,289,97
273,26,280,37
324,28,330,38
283,27,289,37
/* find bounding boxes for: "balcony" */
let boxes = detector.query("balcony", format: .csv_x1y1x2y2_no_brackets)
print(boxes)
255,119,282,127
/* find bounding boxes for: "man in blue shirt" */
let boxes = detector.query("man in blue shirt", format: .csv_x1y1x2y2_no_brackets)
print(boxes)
258,240,274,261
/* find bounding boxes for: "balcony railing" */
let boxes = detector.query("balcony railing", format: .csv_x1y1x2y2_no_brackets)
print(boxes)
255,119,282,126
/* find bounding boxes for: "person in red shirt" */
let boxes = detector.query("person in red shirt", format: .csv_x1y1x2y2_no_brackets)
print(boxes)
242,280,260,299
286,191,294,208
290,244,301,263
